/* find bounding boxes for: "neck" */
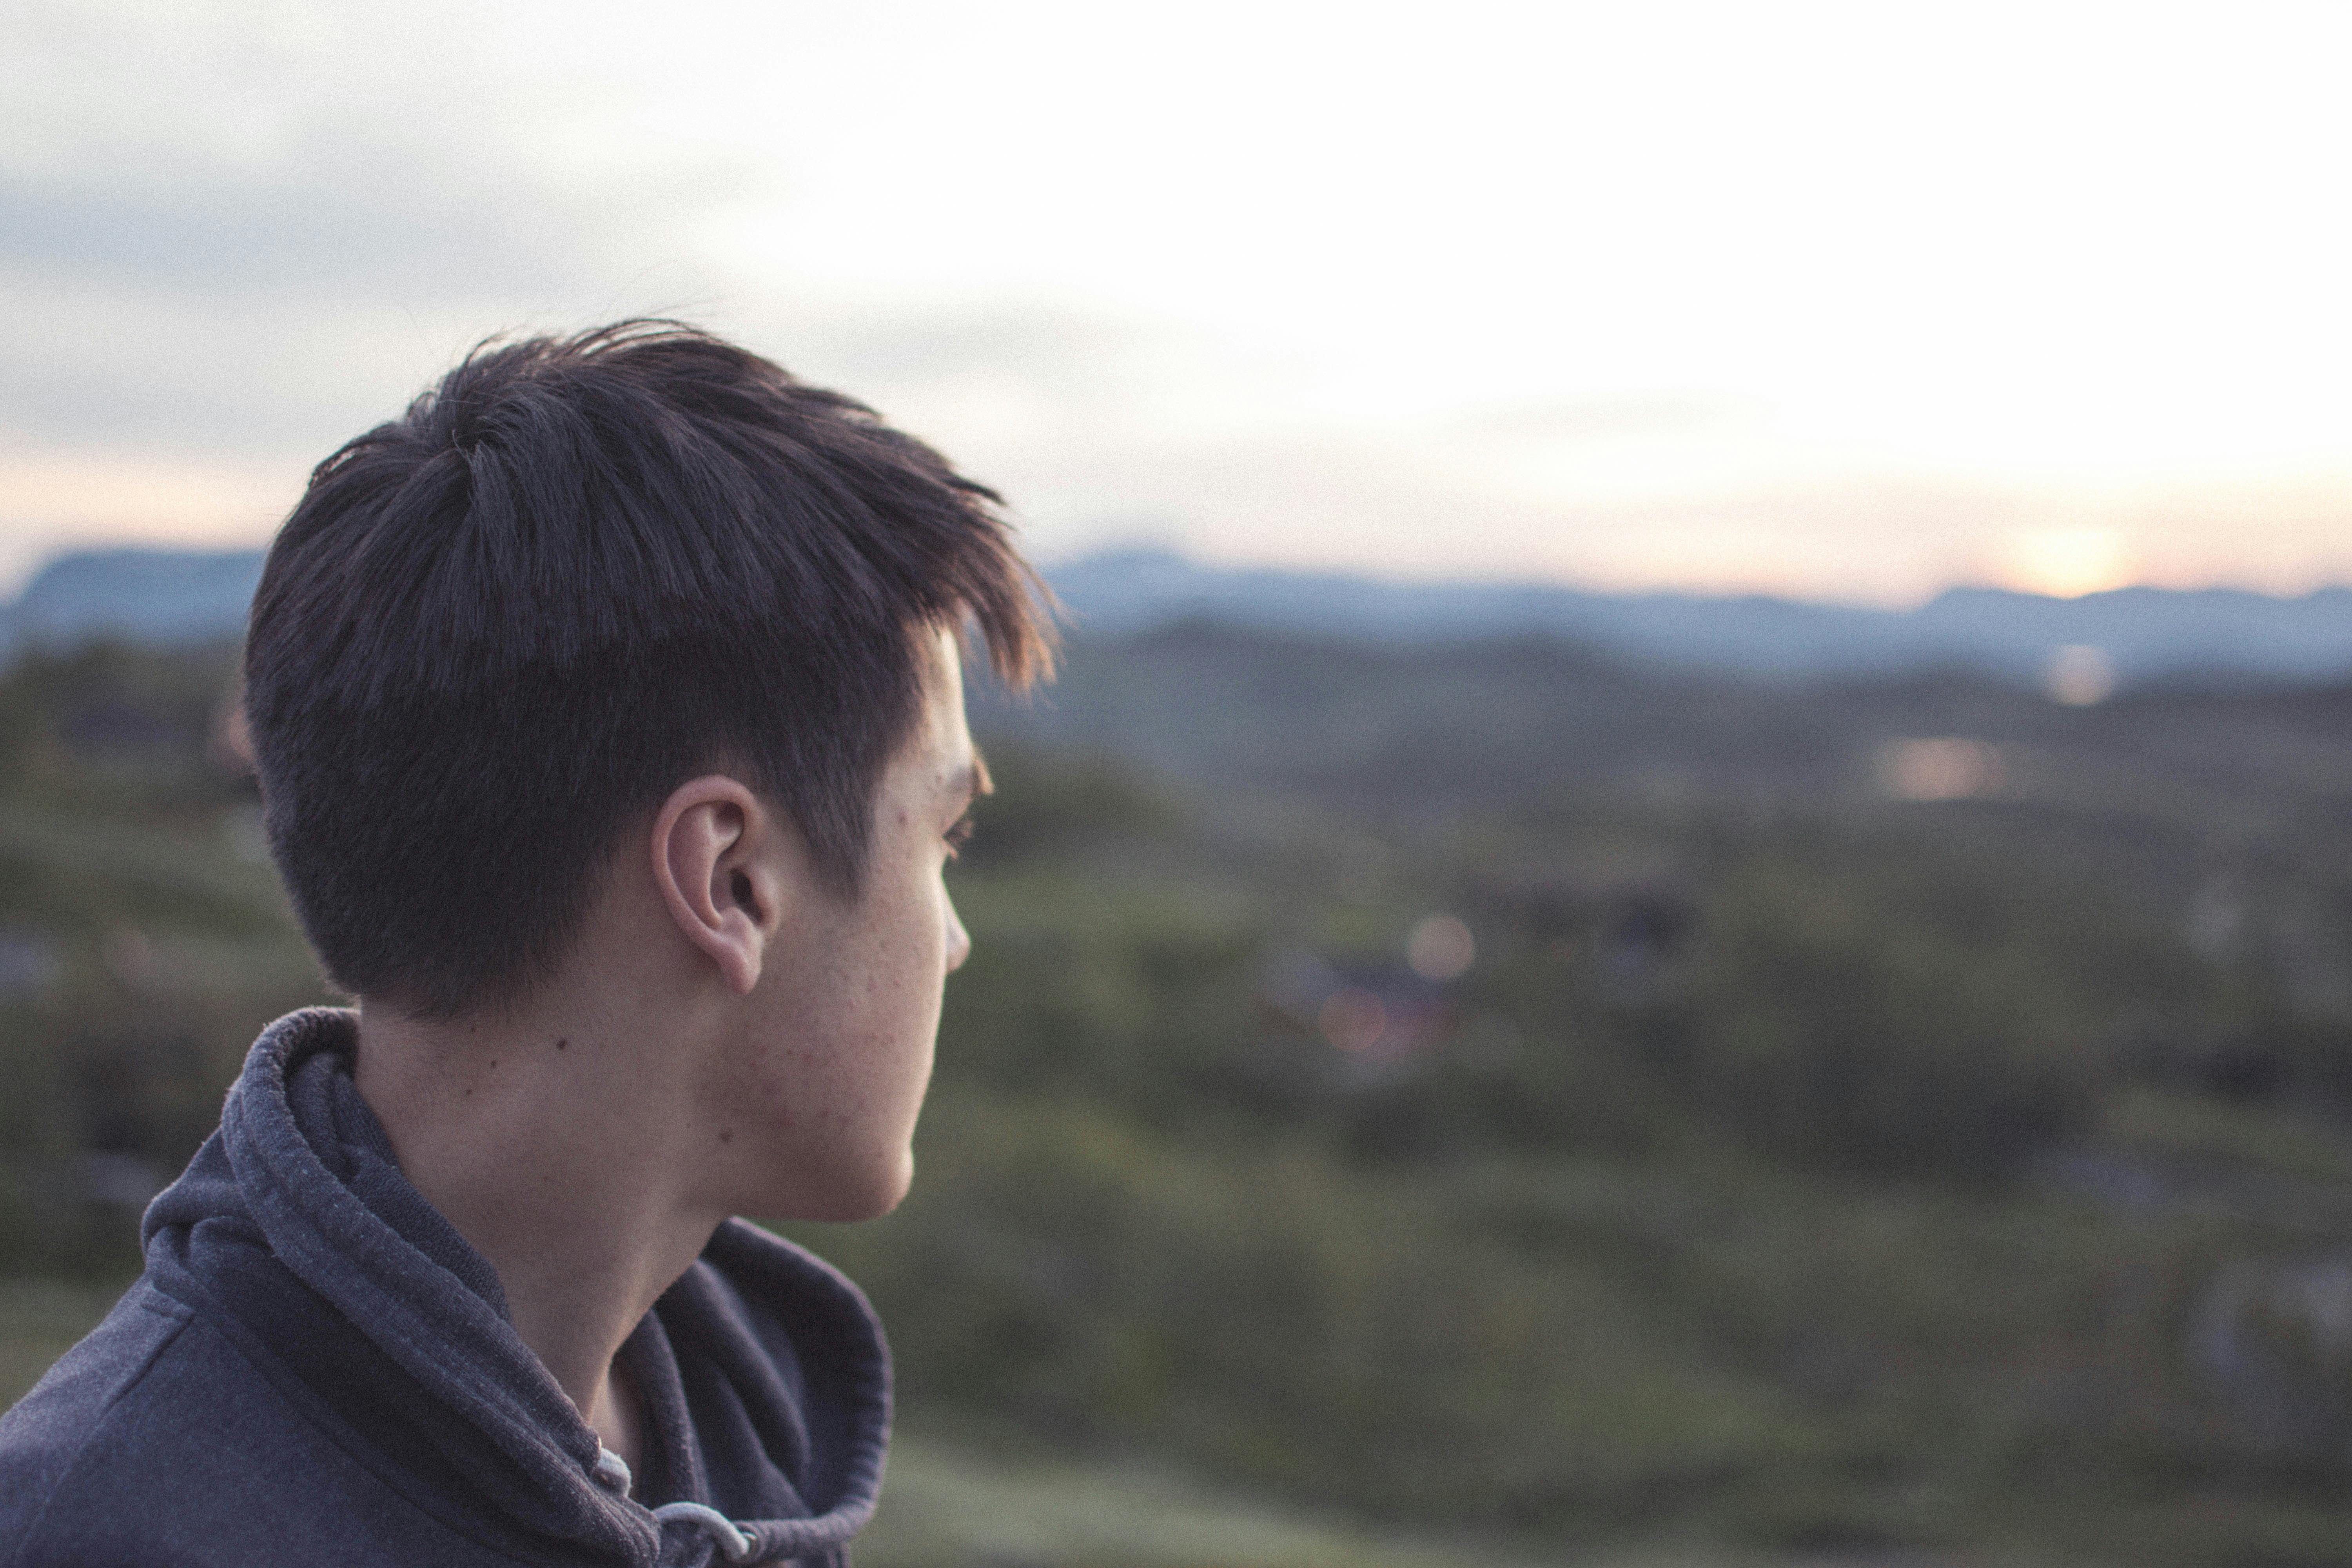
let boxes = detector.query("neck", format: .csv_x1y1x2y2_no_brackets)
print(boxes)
353,993,725,1471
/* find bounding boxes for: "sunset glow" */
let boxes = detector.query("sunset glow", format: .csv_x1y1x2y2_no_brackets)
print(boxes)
5,1,2351,602
1996,529,2138,601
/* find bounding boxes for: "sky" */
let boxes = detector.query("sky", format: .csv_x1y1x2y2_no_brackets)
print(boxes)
4,0,2350,605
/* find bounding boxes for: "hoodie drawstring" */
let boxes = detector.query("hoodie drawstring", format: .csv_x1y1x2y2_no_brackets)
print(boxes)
653,1501,757,1563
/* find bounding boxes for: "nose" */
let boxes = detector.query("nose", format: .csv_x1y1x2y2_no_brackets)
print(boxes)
944,891,971,973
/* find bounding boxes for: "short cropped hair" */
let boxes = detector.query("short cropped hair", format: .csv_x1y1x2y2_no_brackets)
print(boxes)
245,320,1053,1018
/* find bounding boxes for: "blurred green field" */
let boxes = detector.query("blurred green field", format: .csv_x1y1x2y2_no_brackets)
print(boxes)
11,641,2352,1566
858,1433,1953,1568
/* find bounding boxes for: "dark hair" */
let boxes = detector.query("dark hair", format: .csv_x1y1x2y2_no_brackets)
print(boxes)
245,320,1054,1017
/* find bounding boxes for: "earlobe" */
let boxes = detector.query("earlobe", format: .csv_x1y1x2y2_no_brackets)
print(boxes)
651,777,775,996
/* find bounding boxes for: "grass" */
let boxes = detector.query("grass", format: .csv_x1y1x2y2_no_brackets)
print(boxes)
2103,1087,2352,1189
860,1430,1561,1568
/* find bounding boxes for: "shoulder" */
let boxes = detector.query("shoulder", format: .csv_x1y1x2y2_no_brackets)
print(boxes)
0,1281,193,1543
0,1279,471,1568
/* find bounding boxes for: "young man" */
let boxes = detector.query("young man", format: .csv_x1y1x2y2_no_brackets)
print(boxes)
0,323,1053,1566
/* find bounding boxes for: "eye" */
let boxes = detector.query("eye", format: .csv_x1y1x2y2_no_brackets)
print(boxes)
944,814,976,859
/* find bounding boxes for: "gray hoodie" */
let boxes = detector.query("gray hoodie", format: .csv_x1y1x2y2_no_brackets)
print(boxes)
0,1008,891,1566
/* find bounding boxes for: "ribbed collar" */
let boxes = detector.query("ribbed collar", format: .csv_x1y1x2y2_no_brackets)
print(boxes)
141,1007,890,1566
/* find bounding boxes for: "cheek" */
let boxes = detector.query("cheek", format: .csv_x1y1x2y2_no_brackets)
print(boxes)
877,896,951,1060
744,889,953,1217
835,882,951,1074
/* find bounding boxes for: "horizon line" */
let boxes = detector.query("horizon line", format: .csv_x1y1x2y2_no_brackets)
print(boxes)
7,536,2351,616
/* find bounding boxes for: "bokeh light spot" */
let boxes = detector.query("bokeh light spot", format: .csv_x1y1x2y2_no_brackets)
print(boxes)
1317,989,1388,1052
2047,644,2118,706
1406,914,1475,981
1875,738,2004,802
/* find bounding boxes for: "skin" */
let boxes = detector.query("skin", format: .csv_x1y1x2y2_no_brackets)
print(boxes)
353,628,983,1475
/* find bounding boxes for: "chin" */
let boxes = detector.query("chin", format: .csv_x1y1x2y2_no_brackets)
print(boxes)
774,1151,914,1224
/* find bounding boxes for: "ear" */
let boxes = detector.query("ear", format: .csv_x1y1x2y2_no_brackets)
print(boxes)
649,775,783,996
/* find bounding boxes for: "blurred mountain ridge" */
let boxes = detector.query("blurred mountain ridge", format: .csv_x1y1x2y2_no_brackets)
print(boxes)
1054,547,2352,683
9,542,2352,684
2,548,264,653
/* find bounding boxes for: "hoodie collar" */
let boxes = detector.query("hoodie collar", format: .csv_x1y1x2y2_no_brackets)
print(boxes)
141,1008,890,1566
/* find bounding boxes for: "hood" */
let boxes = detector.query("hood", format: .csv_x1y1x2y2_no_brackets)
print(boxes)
141,1008,891,1567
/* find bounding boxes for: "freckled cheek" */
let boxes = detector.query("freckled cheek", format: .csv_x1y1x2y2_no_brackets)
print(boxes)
736,1042,806,1133
730,879,947,1169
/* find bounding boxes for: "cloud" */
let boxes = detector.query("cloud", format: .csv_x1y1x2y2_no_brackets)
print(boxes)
5,0,2350,608
0,0,760,453
0,157,604,301
751,299,1206,436
1448,393,1764,443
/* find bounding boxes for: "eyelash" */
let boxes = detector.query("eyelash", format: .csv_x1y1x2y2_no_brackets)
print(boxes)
944,815,976,858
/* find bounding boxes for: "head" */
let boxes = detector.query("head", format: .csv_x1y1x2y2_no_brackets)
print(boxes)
244,321,1053,1212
